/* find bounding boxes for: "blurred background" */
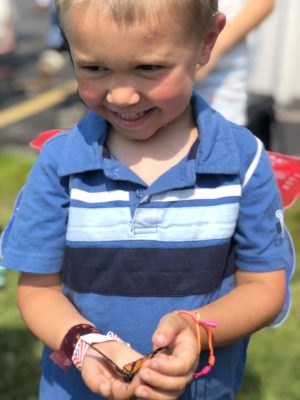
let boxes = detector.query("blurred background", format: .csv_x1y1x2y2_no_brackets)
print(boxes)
0,0,299,399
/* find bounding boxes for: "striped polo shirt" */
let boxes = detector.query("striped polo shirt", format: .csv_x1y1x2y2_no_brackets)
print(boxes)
2,93,294,400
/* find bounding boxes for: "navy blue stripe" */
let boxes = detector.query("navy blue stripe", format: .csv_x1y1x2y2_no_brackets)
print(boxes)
62,244,235,296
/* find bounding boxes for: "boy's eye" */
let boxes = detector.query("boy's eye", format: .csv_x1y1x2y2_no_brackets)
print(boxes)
82,66,108,72
137,65,163,71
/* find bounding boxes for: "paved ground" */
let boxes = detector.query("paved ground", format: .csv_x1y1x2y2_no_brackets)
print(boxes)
0,0,300,156
0,1,85,148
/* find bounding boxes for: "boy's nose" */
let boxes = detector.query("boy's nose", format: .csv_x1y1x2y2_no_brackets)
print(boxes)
106,87,140,107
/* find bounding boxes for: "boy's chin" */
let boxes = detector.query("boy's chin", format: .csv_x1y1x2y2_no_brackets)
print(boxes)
114,128,158,142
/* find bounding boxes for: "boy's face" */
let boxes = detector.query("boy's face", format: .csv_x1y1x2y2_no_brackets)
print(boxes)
66,5,223,141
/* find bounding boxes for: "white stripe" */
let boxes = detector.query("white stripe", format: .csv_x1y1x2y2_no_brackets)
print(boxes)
70,185,241,205
151,185,241,202
71,188,130,203
67,203,239,242
242,138,263,188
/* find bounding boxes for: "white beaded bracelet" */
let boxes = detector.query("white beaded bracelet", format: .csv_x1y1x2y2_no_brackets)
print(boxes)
72,331,124,370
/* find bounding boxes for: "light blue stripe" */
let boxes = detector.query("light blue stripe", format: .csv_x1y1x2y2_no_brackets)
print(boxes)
67,203,239,242
65,238,230,249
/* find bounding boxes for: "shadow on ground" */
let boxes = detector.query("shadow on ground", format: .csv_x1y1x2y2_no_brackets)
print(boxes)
0,327,41,400
237,367,263,400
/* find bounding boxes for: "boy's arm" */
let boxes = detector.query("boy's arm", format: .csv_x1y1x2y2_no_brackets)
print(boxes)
154,268,286,350
18,272,92,349
196,0,275,80
18,272,145,398
134,268,285,399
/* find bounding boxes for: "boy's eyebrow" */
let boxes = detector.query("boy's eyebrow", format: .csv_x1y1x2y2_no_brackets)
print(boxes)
72,53,106,65
73,54,169,66
132,57,167,66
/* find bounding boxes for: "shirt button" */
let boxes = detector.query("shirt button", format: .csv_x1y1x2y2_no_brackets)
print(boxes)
136,189,146,198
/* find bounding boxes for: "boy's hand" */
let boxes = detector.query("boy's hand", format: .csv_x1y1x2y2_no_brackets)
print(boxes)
81,340,145,399
135,313,199,399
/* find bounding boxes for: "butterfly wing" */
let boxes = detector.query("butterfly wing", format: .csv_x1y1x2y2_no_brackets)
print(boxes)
30,129,64,150
122,347,167,382
267,151,300,208
122,358,144,382
82,341,124,377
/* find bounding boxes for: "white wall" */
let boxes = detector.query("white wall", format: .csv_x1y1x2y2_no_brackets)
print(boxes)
248,0,300,106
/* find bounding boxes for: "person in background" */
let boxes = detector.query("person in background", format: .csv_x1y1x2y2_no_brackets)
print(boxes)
37,0,69,77
247,93,274,150
194,0,275,126
35,0,51,11
0,0,16,56
1,1,293,399
0,0,16,288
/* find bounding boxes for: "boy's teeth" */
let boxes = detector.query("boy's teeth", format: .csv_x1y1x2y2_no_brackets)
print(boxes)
117,111,147,121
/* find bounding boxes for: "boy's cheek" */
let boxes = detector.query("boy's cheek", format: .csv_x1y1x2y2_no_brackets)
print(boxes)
77,86,101,107
149,84,191,107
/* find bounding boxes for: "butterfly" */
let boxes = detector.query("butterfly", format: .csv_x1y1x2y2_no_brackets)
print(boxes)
267,151,300,208
82,341,166,382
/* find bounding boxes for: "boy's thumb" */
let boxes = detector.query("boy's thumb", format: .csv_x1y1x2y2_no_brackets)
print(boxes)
152,313,181,348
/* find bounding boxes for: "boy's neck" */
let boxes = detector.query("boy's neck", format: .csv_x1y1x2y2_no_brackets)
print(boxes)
106,105,199,186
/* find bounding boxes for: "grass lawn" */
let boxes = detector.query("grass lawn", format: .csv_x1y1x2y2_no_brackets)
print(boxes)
0,149,41,399
0,149,299,400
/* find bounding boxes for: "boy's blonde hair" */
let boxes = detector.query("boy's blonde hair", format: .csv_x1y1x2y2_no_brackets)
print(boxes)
55,0,218,38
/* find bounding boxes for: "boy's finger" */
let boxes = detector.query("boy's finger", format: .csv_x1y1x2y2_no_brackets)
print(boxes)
81,356,114,396
111,376,141,400
139,365,193,391
83,371,112,397
135,381,185,400
148,350,198,377
152,313,186,347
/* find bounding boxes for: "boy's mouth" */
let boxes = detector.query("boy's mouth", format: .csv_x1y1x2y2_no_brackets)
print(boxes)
110,108,154,125
115,111,149,121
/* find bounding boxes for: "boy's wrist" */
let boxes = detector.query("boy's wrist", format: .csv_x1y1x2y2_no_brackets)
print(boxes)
74,331,126,370
174,310,216,348
173,310,217,379
175,311,197,334
49,323,126,371
50,323,102,371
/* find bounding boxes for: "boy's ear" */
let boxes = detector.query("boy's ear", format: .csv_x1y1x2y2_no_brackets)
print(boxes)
197,13,226,66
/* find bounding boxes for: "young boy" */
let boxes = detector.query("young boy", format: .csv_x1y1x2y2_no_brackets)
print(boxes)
1,1,294,399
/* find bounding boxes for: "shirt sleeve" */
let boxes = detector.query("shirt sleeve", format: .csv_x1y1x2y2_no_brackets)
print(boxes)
2,141,70,273
234,138,295,326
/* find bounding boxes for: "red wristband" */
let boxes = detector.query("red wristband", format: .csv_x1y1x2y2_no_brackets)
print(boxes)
50,323,102,371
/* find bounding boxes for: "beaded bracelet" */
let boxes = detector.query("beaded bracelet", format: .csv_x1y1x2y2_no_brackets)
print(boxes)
50,323,103,371
174,310,217,379
72,330,125,370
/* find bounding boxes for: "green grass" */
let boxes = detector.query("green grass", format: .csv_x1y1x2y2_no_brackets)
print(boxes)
0,149,41,400
0,149,299,400
0,150,37,230
0,270,42,399
237,202,300,400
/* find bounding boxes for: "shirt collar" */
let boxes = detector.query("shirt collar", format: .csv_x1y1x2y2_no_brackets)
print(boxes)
192,92,241,174
57,91,241,177
57,111,108,177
